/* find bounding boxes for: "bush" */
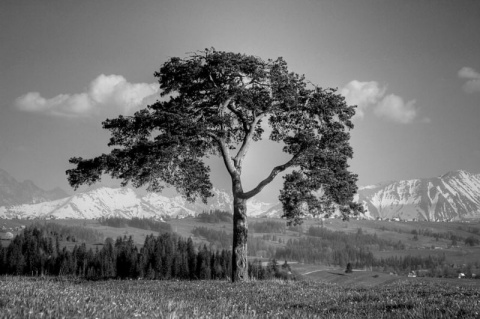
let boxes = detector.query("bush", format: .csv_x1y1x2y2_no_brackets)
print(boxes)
345,262,353,273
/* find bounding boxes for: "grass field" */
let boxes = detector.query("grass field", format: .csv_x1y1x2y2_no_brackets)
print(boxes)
0,276,479,318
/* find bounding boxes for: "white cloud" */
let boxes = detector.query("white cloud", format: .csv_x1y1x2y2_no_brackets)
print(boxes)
15,74,159,117
341,80,419,124
458,67,480,94
374,94,417,124
340,80,386,119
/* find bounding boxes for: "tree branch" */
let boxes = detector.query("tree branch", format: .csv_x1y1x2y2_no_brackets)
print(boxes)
233,113,265,171
240,152,301,199
207,132,237,177
227,102,249,132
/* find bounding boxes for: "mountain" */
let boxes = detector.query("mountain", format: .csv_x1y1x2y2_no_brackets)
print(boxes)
0,169,68,207
357,170,480,221
0,186,278,220
3,168,480,221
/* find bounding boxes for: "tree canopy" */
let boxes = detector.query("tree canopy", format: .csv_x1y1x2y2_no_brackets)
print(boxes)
67,48,362,223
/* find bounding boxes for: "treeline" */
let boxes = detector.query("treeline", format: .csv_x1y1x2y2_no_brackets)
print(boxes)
99,217,172,233
275,226,406,268
250,220,285,234
378,225,480,246
376,254,446,274
29,222,104,243
275,236,376,267
375,254,480,279
191,227,230,250
196,210,232,223
307,227,405,251
457,225,480,235
0,225,231,279
190,227,275,258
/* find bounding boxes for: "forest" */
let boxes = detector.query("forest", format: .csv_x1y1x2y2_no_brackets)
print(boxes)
0,224,290,280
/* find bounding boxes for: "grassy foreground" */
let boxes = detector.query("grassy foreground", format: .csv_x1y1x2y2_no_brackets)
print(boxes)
0,277,479,318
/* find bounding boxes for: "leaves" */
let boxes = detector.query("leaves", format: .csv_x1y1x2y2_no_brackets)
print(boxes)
66,48,362,220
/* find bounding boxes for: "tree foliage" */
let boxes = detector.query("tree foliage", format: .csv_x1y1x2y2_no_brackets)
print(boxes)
67,48,362,223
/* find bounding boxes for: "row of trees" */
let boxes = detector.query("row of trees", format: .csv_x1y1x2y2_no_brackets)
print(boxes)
29,222,104,243
98,217,172,233
378,225,480,247
250,220,286,234
196,210,233,223
307,226,406,251
275,237,376,267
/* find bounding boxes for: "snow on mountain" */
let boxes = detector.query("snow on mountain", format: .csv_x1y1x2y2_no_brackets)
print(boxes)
0,186,279,220
3,169,479,221
358,170,480,221
1,188,159,220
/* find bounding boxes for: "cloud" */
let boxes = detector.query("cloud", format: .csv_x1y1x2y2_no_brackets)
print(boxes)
458,67,480,93
340,80,386,119
374,94,417,124
15,74,159,117
341,80,419,124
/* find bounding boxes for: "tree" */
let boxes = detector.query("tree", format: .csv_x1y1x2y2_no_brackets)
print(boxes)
345,262,353,273
66,48,363,282
465,236,480,247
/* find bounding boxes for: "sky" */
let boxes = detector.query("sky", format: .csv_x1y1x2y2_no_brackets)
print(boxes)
1,0,479,203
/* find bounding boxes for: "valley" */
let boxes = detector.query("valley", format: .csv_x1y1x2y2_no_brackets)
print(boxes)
2,216,479,279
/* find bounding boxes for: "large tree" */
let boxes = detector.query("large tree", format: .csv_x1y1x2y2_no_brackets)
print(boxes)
66,49,363,282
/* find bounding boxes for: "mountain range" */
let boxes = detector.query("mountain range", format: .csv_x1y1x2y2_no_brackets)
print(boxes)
0,168,479,221
358,170,480,221
0,169,279,219
0,168,68,207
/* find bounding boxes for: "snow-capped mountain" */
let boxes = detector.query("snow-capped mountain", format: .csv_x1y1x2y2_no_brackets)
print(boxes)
0,186,279,220
0,168,68,207
357,170,480,221
2,168,480,221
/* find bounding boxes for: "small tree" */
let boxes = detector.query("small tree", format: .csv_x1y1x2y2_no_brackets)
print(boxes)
66,49,363,282
465,236,480,247
345,262,353,273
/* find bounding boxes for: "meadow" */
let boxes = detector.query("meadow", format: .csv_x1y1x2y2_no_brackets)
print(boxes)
0,276,479,318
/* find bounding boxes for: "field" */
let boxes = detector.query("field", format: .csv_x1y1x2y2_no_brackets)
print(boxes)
0,276,479,318
296,267,480,288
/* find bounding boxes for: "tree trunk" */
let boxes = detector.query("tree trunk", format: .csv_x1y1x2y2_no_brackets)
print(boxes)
232,181,248,282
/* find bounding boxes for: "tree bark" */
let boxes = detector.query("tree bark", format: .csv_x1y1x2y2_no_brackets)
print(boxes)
231,179,248,282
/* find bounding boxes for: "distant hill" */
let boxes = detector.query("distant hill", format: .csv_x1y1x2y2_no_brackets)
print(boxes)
0,168,68,207
358,170,480,221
